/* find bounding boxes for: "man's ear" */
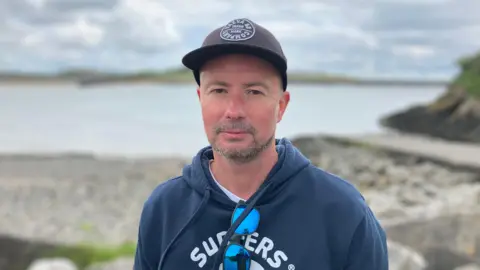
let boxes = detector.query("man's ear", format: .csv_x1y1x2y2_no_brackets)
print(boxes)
277,91,290,123
197,88,201,100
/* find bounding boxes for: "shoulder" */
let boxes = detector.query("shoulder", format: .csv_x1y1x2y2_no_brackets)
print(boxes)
145,176,185,205
298,164,373,225
133,176,191,269
141,175,190,215
302,164,367,203
298,165,387,267
137,175,199,243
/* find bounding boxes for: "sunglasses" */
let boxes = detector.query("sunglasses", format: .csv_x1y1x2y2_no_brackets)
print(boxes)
222,202,261,270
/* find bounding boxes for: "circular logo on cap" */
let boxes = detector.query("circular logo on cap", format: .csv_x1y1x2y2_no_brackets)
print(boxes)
220,18,256,41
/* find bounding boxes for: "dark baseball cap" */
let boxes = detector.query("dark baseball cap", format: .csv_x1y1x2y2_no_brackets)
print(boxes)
181,18,288,90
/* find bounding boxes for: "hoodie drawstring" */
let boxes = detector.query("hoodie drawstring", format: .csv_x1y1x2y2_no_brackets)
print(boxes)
157,188,211,270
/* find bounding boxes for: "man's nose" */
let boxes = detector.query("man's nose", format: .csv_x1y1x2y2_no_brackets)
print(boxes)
224,95,246,119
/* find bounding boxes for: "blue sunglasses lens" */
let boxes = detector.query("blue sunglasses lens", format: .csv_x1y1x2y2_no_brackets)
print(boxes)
232,205,260,235
223,243,251,270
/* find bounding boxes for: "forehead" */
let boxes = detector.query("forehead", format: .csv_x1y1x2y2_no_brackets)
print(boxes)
200,54,278,80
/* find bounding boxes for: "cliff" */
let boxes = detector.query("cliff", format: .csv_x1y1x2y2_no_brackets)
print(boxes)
380,51,480,143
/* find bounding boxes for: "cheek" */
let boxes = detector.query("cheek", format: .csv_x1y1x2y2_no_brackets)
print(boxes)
201,102,223,127
249,106,278,128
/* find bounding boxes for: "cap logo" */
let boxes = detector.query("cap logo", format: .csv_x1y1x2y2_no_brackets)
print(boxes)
220,18,256,41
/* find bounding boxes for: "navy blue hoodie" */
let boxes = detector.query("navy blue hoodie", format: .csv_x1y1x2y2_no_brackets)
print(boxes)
134,138,388,270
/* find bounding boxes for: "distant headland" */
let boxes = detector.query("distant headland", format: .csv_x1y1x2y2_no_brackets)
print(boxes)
0,67,448,87
381,50,480,143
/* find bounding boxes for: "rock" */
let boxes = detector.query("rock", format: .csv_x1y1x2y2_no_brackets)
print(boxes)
291,136,480,223
0,233,60,270
388,241,428,270
380,50,480,144
422,248,478,270
85,257,133,270
384,213,480,270
26,258,77,270
380,99,480,143
0,154,187,246
455,263,480,270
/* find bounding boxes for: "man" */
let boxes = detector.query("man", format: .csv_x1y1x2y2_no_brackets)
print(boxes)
134,18,388,270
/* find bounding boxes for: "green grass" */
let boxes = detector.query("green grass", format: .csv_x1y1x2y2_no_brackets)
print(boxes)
0,65,451,86
115,67,194,83
0,67,392,85
41,241,136,269
452,70,480,98
451,51,480,98
75,67,358,84
286,72,358,83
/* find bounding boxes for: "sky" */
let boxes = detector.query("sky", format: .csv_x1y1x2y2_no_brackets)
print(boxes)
0,0,479,79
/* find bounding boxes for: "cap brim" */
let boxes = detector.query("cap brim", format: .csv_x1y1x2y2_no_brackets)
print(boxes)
181,43,287,73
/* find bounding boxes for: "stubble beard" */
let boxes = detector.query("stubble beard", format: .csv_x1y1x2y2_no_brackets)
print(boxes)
211,134,275,164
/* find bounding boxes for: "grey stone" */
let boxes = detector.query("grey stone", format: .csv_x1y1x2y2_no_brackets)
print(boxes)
85,257,133,270
0,154,187,245
385,213,480,269
388,240,427,270
455,263,480,270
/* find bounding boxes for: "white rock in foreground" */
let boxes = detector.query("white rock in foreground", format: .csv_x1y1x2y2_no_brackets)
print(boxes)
388,241,428,270
26,258,77,270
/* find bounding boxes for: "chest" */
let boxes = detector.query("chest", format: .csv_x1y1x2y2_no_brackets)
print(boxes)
160,207,337,270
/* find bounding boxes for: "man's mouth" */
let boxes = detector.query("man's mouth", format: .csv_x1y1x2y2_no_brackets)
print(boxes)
222,130,248,134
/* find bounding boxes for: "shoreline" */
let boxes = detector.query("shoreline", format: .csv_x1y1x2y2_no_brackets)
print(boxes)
321,131,480,173
1,131,478,171
0,78,448,88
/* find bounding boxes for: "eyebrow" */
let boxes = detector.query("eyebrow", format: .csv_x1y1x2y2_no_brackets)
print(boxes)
207,81,230,88
206,80,269,89
243,81,269,90
208,81,268,89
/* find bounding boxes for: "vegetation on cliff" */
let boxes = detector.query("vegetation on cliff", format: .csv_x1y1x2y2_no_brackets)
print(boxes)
451,51,480,98
426,51,480,115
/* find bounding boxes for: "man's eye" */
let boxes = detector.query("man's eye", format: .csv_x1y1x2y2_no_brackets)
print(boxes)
212,88,226,94
247,89,263,95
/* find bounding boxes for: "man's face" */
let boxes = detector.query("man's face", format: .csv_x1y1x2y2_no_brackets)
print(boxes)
197,54,290,164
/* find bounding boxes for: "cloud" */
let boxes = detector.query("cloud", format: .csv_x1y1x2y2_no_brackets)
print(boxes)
355,0,480,78
0,0,182,72
0,0,479,78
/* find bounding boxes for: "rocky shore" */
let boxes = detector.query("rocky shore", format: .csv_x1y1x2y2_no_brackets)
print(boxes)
0,154,188,245
1,135,480,270
381,51,480,144
380,86,480,143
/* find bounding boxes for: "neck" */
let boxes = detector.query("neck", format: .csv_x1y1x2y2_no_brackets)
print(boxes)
210,144,278,200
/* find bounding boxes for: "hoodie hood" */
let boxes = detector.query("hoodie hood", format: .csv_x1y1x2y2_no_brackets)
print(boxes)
153,137,311,270
182,137,311,207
